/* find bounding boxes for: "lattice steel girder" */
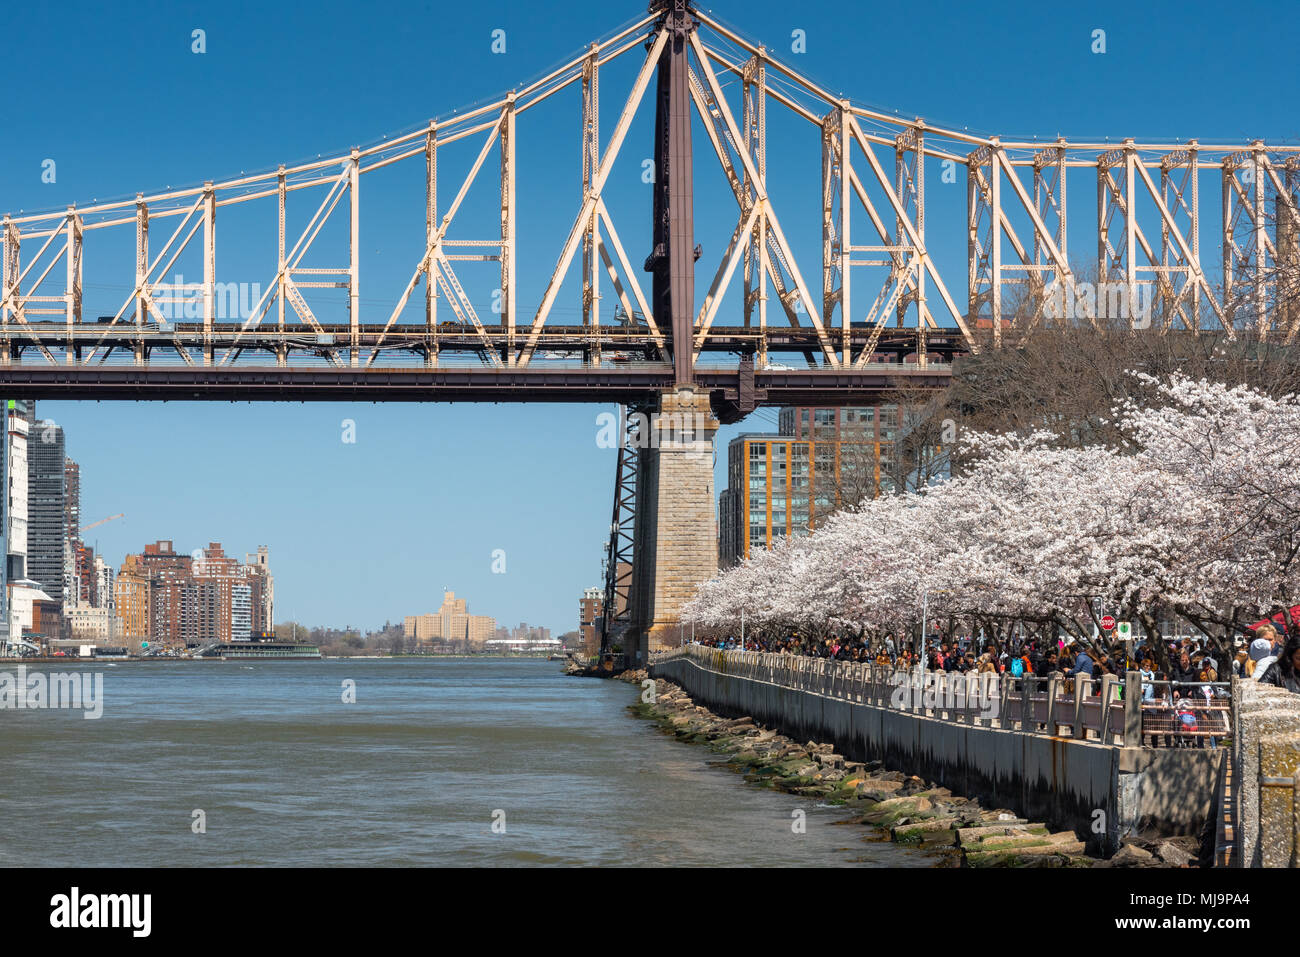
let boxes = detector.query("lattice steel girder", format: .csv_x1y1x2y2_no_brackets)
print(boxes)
1220,141,1294,339
599,404,644,653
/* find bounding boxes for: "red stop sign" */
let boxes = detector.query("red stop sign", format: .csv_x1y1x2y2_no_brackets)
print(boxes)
1101,615,1117,631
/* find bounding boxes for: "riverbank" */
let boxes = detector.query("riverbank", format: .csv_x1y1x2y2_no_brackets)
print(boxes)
622,669,1198,868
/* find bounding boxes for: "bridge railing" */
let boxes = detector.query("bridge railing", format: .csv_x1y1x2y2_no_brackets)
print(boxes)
652,645,1232,748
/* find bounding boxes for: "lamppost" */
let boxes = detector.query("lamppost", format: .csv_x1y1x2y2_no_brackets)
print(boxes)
920,590,928,669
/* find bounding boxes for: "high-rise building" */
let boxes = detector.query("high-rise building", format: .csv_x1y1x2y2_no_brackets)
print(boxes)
244,546,274,634
72,541,98,606
26,420,66,606
93,554,115,611
188,542,251,644
5,401,29,583
136,540,192,647
64,458,80,604
231,583,252,642
2,401,41,640
719,404,949,568
114,554,151,641
180,578,220,647
718,433,816,568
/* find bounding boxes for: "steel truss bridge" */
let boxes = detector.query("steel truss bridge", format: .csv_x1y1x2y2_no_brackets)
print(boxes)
3,1,1297,420
3,1,1298,660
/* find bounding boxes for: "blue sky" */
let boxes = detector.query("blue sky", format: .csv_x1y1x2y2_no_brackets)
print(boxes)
3,0,1296,634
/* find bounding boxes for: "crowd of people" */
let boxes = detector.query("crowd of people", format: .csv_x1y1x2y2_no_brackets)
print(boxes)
692,619,1300,699
694,625,1300,748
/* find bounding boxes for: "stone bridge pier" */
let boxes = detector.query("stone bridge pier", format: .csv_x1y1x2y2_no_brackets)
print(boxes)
625,387,719,666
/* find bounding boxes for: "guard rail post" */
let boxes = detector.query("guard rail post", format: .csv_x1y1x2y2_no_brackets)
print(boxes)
1124,670,1142,747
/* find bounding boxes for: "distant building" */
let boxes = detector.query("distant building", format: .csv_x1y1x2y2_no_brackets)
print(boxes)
3,401,30,588
93,554,115,611
114,554,151,641
579,587,603,656
404,591,496,648
244,546,274,636
120,540,271,648
26,418,64,607
66,602,123,642
64,458,80,606
137,540,192,647
231,582,252,641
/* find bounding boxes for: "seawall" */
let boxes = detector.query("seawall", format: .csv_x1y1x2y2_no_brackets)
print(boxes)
651,649,1221,854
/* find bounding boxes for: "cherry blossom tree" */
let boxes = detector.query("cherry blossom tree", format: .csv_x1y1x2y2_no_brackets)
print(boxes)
682,373,1300,666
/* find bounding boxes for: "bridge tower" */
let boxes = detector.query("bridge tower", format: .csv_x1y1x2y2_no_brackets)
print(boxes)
622,0,720,666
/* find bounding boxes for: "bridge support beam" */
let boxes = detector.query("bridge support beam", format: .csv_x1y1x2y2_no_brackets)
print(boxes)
627,387,718,666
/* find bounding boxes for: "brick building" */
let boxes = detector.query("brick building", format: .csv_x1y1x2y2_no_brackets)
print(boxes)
119,540,274,649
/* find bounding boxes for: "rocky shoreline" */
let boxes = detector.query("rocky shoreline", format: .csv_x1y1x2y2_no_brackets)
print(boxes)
620,669,1199,868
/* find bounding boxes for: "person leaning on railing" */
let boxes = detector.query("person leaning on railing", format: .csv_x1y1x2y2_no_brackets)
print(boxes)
1169,648,1198,685
1139,659,1156,702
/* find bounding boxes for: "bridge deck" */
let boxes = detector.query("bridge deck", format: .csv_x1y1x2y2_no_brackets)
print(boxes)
0,363,952,406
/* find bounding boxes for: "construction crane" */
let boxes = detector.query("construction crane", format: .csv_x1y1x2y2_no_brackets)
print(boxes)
80,513,124,534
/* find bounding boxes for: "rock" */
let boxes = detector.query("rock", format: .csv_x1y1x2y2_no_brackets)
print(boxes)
915,787,953,800
966,841,1087,865
720,717,756,730
956,823,1039,845
875,796,933,813
861,779,904,794
1109,843,1157,867
892,818,960,840
979,811,1028,825
1016,841,1087,856
814,753,846,769
1154,840,1195,868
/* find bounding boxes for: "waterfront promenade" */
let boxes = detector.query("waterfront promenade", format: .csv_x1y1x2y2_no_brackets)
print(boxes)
651,645,1228,854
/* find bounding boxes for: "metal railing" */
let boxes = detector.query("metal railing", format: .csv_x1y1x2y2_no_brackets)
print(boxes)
654,645,1232,748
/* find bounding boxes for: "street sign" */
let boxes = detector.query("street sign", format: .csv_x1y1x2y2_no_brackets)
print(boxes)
1100,615,1117,631
1116,622,1131,639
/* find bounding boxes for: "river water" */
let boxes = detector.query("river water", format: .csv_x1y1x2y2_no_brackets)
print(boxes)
0,658,937,866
